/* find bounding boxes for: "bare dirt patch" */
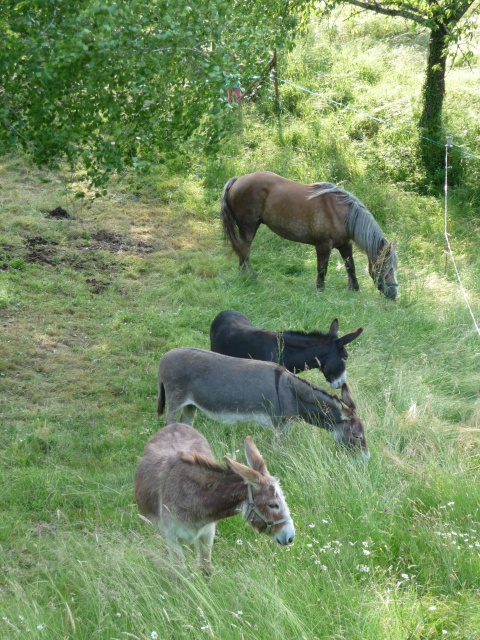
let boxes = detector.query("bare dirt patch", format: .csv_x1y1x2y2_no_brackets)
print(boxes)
88,230,155,253
46,207,70,219
24,236,59,266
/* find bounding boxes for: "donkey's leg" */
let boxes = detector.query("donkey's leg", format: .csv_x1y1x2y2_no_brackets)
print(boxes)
338,243,359,291
195,523,216,576
315,243,332,290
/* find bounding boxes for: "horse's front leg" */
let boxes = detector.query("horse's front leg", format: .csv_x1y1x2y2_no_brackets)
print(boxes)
338,243,359,291
315,244,331,291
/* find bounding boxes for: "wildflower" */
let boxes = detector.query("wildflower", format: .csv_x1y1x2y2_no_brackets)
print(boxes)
447,502,454,506
36,625,46,630
307,543,312,548
356,564,370,573
308,523,315,528
429,606,437,611
237,611,243,616
322,519,329,524
115,613,121,618
400,573,409,580
442,631,448,635
362,541,369,548
236,539,243,545
363,549,371,556
151,632,158,640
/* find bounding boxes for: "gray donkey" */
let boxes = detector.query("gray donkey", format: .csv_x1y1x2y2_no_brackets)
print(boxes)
135,423,295,574
158,348,368,459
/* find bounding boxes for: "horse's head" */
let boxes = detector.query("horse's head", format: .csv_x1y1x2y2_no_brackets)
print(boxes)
224,437,295,545
333,384,369,461
369,240,398,300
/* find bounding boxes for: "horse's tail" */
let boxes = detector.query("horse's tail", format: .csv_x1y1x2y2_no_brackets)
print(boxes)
220,176,248,259
157,380,166,415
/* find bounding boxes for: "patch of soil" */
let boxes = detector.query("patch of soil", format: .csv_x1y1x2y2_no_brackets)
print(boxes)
24,236,59,266
46,207,70,219
25,247,58,266
26,236,58,248
88,230,154,253
86,278,110,294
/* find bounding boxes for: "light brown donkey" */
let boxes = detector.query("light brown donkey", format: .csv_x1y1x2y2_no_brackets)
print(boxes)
134,423,295,574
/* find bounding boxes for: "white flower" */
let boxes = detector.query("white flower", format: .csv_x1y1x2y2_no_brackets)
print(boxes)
356,564,370,573
447,502,455,506
362,541,369,548
308,523,315,528
322,519,329,524
428,606,437,611
401,573,409,580
36,624,46,630
442,631,448,635
151,632,158,639
236,539,243,545
363,549,371,556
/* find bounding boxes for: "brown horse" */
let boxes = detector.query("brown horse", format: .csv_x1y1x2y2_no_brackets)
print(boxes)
220,171,398,299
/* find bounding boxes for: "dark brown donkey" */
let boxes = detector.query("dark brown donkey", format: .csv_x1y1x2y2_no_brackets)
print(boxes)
220,171,398,299
210,310,363,387
135,423,295,573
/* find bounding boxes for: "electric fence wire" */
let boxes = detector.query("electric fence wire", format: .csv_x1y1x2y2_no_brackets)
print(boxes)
443,138,480,343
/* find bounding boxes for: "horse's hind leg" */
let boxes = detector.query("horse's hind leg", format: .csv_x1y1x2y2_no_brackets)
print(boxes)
338,243,359,291
315,243,332,290
238,220,261,276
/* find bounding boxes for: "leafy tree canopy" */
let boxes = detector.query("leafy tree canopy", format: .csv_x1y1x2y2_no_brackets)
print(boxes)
0,0,303,186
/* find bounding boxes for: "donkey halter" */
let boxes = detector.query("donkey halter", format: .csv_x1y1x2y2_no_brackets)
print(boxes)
245,484,292,534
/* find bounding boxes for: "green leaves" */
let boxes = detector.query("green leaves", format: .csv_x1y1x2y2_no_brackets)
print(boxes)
0,0,301,187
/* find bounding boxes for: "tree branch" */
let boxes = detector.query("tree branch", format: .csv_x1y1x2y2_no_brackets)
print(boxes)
340,0,425,23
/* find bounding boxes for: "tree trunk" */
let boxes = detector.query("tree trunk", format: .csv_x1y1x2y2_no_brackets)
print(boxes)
419,22,448,132
418,22,449,185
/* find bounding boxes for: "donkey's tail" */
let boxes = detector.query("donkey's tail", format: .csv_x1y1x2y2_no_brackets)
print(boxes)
220,176,248,259
157,381,166,415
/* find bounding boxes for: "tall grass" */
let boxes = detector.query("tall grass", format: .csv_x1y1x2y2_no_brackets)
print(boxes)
1,12,479,640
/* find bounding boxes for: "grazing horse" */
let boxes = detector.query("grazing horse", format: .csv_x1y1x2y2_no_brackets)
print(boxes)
210,309,363,387
220,171,398,299
157,348,369,459
135,423,295,574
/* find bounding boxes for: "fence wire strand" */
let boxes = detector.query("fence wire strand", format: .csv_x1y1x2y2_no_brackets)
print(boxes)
443,139,480,342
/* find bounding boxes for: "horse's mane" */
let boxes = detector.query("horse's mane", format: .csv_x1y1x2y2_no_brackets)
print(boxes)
181,451,231,474
308,183,386,262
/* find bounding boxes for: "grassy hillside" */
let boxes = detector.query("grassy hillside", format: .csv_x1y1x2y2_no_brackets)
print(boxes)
1,13,479,640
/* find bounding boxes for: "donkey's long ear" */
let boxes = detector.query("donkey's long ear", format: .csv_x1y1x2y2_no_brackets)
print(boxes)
244,436,268,476
341,383,357,411
224,456,261,486
337,326,363,347
328,318,339,337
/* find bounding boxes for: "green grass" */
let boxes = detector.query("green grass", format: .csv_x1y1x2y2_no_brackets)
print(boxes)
1,12,480,640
